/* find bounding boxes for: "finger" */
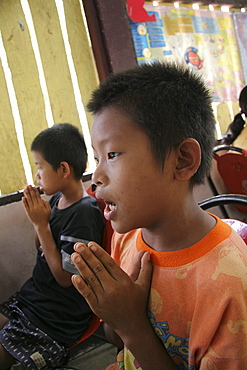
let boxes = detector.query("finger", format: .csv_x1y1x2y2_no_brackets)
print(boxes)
71,274,98,311
86,242,126,280
22,197,29,210
129,250,147,282
43,199,51,211
29,186,42,203
73,242,126,288
23,186,34,206
71,247,105,291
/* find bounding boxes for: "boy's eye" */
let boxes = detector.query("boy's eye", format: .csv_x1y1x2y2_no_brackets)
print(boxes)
108,152,120,160
94,157,99,166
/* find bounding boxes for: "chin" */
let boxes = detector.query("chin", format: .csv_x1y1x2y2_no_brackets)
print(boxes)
42,189,51,196
111,221,136,235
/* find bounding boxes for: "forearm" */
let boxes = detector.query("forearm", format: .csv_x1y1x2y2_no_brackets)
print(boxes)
35,224,72,287
104,323,124,349
119,319,177,370
35,233,40,250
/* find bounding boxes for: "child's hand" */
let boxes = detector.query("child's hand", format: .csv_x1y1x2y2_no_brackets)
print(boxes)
71,242,152,339
22,185,51,227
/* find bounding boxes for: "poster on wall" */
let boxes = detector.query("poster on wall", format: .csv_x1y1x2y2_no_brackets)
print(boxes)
233,12,247,85
129,4,245,102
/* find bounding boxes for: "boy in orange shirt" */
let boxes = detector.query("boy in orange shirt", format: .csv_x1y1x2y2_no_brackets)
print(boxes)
71,63,247,369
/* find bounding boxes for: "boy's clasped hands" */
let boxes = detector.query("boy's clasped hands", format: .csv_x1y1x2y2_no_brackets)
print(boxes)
22,185,50,228
71,242,152,336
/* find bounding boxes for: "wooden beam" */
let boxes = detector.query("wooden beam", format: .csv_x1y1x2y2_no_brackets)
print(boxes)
83,0,137,81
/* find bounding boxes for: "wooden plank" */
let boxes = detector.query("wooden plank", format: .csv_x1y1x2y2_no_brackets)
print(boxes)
29,0,81,127
91,0,137,74
63,0,99,130
0,0,48,188
0,60,27,194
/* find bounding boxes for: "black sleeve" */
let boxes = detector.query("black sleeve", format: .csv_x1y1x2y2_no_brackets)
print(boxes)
59,197,104,274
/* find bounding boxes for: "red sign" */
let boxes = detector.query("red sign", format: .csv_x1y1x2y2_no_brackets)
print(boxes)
126,0,156,22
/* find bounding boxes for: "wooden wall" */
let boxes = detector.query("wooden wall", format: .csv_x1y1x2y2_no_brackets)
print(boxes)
0,0,99,195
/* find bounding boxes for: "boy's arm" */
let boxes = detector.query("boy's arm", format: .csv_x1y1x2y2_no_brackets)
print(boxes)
22,185,72,287
34,233,40,250
71,242,177,370
104,323,124,350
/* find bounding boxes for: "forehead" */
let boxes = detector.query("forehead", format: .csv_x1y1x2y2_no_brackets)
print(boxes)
32,151,49,166
32,150,43,160
91,107,145,145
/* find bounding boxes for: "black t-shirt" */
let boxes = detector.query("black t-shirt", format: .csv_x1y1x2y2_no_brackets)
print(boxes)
18,193,104,346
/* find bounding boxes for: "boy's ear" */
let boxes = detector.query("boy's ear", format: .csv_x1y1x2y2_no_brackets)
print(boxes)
59,161,71,178
174,138,201,181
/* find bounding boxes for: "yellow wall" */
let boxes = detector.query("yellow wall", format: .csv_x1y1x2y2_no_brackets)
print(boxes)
0,0,99,195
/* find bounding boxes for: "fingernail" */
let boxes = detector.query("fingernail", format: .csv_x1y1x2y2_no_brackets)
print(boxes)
89,244,97,252
71,254,80,263
145,252,150,260
75,244,85,253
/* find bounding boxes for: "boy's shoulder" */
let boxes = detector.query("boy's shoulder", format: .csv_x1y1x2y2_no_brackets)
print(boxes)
49,192,102,216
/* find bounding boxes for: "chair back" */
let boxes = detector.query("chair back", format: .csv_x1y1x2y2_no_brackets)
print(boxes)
199,194,247,245
212,145,247,213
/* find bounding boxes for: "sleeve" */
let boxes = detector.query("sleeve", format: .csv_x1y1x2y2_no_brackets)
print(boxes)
189,244,247,369
198,293,247,369
59,197,104,274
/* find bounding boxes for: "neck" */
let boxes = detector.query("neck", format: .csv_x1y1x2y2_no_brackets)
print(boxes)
58,181,87,209
141,203,216,253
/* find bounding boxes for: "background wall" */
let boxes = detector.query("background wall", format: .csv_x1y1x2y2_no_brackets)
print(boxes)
0,0,98,195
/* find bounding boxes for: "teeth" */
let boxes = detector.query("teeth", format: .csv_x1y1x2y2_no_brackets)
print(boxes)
109,203,117,211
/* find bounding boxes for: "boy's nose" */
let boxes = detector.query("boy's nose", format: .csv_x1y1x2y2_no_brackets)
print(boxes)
91,183,97,192
91,173,103,187
92,161,109,187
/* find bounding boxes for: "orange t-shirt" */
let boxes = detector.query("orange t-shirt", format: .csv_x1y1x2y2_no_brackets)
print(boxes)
108,215,247,369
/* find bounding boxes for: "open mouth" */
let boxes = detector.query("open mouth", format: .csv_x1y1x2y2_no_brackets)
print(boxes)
95,192,117,221
108,202,117,211
103,200,117,221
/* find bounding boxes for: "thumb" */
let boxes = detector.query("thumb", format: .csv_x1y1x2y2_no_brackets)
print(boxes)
43,199,51,210
130,250,146,282
136,251,153,291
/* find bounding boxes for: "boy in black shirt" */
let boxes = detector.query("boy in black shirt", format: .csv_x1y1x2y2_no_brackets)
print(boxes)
0,123,104,369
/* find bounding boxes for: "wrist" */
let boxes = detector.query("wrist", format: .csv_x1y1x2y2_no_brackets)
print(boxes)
116,315,152,345
34,223,50,235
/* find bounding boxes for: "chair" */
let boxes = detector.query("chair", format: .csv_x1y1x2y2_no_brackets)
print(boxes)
208,145,247,214
68,314,101,350
199,194,247,244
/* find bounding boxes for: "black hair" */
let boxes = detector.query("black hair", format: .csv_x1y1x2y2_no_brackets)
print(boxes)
87,62,216,185
221,86,247,145
31,123,87,180
239,86,247,115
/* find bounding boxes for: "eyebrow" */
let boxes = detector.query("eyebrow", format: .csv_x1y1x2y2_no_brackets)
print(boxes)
92,134,123,149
